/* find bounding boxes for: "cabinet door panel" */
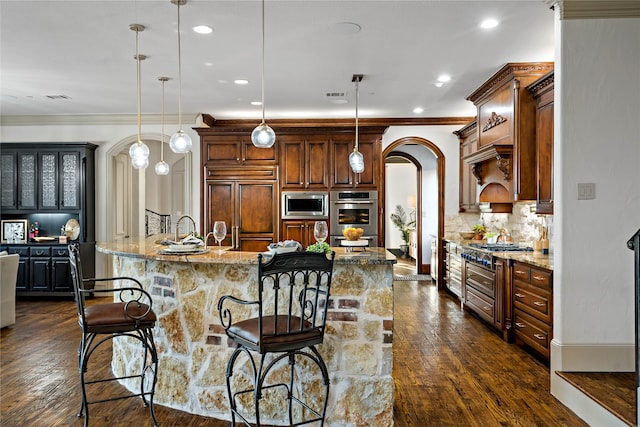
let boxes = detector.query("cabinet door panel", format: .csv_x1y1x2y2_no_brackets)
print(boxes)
307,139,329,188
331,139,352,187
18,153,37,210
536,102,554,214
52,258,72,292
60,152,80,209
281,139,305,187
205,181,234,246
203,137,241,164
39,152,59,209
1,153,17,209
30,258,50,291
237,182,275,234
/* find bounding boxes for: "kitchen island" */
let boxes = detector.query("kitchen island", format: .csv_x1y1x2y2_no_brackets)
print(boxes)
96,236,396,426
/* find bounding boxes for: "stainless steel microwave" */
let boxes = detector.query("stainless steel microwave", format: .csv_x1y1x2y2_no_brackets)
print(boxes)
281,191,329,219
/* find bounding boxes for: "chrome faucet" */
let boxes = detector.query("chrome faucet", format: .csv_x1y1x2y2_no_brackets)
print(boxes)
204,231,215,247
175,215,197,242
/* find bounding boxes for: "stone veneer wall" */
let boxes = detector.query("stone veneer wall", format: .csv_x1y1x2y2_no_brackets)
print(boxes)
445,202,554,252
109,255,394,426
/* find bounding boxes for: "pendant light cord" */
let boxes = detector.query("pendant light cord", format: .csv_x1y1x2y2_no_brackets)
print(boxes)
260,0,266,125
136,29,142,143
355,78,359,151
177,2,184,130
161,78,166,159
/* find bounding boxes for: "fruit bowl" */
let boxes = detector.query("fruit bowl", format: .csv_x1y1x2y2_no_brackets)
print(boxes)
342,227,364,241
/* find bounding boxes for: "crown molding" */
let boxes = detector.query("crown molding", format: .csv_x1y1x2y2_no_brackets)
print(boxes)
0,113,199,127
547,0,640,19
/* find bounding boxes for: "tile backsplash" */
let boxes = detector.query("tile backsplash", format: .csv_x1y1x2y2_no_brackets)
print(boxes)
445,202,553,251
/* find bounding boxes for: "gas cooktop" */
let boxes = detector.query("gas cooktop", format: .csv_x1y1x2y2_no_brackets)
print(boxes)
467,243,533,252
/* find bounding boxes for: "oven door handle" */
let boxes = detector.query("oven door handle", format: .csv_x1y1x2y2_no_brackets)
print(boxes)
333,201,374,205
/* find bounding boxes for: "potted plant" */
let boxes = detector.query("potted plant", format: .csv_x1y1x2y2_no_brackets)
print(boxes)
390,205,416,257
472,224,485,240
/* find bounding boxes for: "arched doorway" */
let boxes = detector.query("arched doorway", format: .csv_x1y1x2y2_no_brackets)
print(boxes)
382,137,445,287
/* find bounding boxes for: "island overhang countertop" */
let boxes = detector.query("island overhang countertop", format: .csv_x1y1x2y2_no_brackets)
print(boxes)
95,235,397,426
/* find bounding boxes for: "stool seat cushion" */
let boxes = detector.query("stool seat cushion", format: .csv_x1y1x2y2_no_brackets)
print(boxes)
83,302,156,334
228,315,323,353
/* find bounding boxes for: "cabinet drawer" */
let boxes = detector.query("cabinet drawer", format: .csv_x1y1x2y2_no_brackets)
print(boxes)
465,264,495,298
465,287,494,324
7,246,29,257
30,246,51,257
51,246,69,257
512,263,530,281
514,309,551,358
530,268,551,288
514,282,551,324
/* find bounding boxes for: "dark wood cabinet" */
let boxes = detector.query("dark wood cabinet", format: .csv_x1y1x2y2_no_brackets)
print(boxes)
204,166,278,251
1,143,96,296
512,261,553,360
281,220,322,249
464,62,554,212
201,135,277,166
330,134,380,189
528,71,554,214
279,136,330,189
1,147,86,212
454,120,479,213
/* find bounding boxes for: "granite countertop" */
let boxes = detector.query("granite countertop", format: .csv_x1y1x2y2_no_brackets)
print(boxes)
96,234,396,266
444,238,553,270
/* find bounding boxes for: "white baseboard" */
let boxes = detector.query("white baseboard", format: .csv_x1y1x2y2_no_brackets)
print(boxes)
550,340,635,426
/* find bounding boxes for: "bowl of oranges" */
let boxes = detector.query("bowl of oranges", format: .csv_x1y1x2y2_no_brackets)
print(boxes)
342,227,364,241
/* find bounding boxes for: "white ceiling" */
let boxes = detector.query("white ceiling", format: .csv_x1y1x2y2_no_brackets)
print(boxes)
0,1,555,121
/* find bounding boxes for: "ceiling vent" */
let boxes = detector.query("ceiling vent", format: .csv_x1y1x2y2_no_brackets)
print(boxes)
325,91,347,98
46,95,71,100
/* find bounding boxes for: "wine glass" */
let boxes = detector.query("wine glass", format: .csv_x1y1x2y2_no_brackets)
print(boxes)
213,221,227,253
313,221,328,244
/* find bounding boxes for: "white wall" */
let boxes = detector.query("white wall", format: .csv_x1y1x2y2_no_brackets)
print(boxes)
385,163,417,248
551,13,640,426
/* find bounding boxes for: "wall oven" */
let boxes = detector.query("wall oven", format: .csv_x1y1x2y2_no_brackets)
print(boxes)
281,191,329,219
329,190,378,246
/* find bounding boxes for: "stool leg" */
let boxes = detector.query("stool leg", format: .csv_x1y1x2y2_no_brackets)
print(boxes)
309,346,330,426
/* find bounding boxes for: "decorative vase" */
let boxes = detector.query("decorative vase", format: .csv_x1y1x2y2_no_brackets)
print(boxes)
400,244,409,257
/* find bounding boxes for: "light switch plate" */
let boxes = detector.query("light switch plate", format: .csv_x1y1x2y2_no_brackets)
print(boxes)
577,182,596,200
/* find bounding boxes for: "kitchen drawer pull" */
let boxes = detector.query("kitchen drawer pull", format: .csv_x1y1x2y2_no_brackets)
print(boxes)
483,306,490,311
515,293,525,298
36,250,44,255
515,322,525,328
533,301,545,306
533,334,546,340
515,269,527,275
533,276,546,281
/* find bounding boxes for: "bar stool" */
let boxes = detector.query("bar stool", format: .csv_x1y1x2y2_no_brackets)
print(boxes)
218,251,335,426
68,243,158,427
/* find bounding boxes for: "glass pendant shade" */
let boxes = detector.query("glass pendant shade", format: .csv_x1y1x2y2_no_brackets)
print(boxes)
251,122,276,148
169,130,192,153
349,150,365,173
129,141,150,170
155,159,170,175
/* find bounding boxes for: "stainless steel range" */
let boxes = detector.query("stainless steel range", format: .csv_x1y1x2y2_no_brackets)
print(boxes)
462,243,533,270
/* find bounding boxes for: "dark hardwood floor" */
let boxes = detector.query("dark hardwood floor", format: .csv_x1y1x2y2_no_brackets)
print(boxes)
1,277,589,426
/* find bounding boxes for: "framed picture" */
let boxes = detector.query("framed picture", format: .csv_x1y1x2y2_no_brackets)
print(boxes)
1,219,28,244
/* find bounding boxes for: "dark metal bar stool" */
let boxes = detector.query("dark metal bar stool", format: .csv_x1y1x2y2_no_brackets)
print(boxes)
218,251,335,426
68,243,158,427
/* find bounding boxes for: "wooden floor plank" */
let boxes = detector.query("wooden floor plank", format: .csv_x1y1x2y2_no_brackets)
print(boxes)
1,280,591,426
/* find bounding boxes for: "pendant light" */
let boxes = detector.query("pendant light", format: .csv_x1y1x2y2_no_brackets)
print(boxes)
155,76,171,175
129,24,150,170
169,0,192,154
251,0,276,148
349,74,365,173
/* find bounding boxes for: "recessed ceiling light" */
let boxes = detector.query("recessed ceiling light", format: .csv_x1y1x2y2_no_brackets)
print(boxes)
413,107,424,114
251,101,262,106
437,74,451,83
193,25,213,34
204,62,214,67
480,19,499,29
435,82,444,88
330,99,348,105
234,79,249,85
